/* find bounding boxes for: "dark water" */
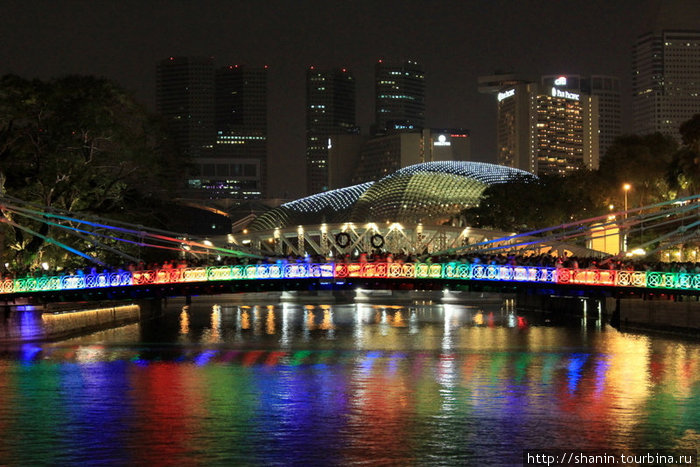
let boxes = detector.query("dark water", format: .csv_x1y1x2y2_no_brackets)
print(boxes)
0,295,699,466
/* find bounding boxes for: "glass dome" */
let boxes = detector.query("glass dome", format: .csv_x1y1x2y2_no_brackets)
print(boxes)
350,161,532,223
248,162,533,230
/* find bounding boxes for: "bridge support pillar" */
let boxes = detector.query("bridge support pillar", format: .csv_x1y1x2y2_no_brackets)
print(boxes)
137,298,164,321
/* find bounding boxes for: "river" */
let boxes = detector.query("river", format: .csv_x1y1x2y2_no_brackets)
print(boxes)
0,294,698,465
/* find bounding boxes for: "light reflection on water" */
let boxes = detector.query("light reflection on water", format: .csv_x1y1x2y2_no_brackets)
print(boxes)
0,297,698,465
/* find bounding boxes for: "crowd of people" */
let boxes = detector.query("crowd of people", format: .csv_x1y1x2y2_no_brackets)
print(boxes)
5,250,700,280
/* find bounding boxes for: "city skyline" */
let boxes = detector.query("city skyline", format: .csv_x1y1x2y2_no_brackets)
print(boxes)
1,0,694,198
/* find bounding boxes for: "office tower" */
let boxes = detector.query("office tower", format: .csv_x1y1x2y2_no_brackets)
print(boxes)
327,129,470,188
374,59,425,134
213,65,268,198
542,75,621,159
490,79,598,176
156,56,215,159
632,1,700,141
632,29,700,142
582,75,621,157
534,80,599,176
494,83,535,172
306,66,356,194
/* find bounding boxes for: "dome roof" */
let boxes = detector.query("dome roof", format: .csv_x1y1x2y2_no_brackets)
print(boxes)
248,161,533,231
249,182,373,231
350,161,531,224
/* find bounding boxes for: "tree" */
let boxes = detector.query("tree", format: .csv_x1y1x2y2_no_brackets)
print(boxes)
599,133,677,208
668,114,700,196
459,173,603,232
0,74,192,271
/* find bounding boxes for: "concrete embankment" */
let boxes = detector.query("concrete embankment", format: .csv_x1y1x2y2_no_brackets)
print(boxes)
606,296,700,336
0,300,160,343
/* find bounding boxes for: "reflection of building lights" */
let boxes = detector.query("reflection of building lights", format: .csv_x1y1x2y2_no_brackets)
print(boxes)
179,307,190,335
266,308,275,335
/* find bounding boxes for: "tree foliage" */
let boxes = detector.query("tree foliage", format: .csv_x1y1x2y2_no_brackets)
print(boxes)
460,173,603,232
668,114,700,196
462,117,700,235
599,133,677,208
0,74,191,270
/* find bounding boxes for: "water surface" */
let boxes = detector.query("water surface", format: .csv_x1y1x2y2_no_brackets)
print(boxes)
0,296,698,465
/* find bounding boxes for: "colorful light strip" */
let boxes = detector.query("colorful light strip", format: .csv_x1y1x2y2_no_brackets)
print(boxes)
0,263,696,295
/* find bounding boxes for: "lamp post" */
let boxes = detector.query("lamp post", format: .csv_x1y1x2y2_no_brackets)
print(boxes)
623,183,631,251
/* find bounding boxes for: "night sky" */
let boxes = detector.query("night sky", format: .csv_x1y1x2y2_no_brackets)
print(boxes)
1,0,666,198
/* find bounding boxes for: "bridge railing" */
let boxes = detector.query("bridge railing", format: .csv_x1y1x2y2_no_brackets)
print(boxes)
1,263,699,295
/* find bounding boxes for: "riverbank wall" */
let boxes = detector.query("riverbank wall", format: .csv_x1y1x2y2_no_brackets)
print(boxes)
606,296,700,336
0,300,160,343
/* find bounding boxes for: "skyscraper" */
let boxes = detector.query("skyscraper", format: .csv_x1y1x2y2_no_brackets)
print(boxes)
156,56,215,159
213,64,268,198
632,1,700,142
534,81,598,176
489,79,599,176
541,75,618,161
582,75,621,157
374,59,425,134
305,66,356,195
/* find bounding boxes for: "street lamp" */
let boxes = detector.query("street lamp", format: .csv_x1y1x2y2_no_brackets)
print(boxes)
623,183,631,251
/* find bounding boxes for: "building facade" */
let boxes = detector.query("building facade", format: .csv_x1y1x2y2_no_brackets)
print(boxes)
374,60,425,134
582,75,621,158
305,67,356,195
490,77,599,176
632,29,700,142
156,58,269,200
212,65,268,198
156,56,215,159
327,129,471,188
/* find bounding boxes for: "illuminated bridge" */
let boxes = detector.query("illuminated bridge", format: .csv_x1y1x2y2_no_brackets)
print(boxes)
1,261,698,303
3,190,700,303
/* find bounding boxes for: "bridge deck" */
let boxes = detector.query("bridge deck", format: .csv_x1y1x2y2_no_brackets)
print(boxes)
1,262,696,301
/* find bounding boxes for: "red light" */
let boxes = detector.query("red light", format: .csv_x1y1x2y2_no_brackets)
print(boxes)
310,65,315,70
342,68,346,72
169,57,174,61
